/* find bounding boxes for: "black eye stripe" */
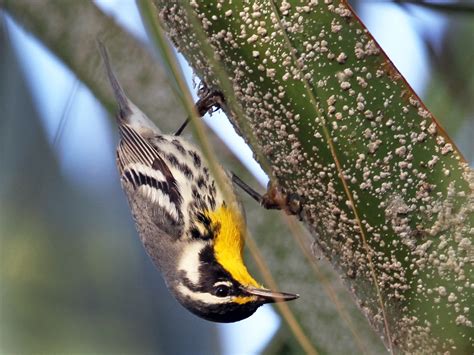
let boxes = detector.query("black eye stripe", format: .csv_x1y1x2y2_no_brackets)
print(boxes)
215,285,230,297
198,246,241,296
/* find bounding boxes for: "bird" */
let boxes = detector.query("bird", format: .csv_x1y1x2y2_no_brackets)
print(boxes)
98,43,298,323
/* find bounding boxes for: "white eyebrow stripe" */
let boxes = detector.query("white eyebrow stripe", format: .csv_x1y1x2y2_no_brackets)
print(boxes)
214,281,233,287
177,284,229,305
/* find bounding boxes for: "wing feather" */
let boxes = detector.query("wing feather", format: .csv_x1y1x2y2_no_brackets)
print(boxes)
117,124,183,225
118,124,156,169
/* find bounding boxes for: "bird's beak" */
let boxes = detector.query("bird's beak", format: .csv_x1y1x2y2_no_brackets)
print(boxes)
243,286,299,304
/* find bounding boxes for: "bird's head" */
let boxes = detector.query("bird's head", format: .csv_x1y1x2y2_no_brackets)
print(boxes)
170,205,298,323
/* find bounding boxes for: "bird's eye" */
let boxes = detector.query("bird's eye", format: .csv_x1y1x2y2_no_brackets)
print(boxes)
215,285,230,297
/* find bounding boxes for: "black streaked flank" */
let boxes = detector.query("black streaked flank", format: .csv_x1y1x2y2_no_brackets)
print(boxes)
192,186,199,198
181,165,193,179
172,139,186,154
196,175,207,188
152,135,166,143
165,153,194,179
189,150,202,168
189,223,213,240
207,195,216,210
208,181,217,197
166,153,179,166
196,211,212,228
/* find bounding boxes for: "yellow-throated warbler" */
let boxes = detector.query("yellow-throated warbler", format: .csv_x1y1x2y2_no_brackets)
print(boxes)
99,44,298,322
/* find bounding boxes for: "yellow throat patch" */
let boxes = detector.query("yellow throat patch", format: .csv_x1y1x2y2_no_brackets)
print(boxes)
207,205,259,289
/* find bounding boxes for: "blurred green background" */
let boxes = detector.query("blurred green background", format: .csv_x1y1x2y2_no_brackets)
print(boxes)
0,11,223,355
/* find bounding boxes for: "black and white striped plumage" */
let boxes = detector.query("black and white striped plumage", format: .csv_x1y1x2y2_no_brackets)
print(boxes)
117,121,227,240
99,43,298,323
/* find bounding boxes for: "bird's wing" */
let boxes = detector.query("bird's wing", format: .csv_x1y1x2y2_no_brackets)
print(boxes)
117,124,183,228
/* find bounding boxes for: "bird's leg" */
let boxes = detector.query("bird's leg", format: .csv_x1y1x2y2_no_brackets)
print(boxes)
231,173,263,205
174,118,190,136
231,173,303,218
174,85,225,136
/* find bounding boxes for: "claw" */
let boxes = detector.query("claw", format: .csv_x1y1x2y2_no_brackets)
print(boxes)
261,182,303,218
196,85,225,116
174,86,225,136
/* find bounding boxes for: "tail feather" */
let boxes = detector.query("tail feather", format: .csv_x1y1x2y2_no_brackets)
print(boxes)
98,40,131,120
98,40,161,136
